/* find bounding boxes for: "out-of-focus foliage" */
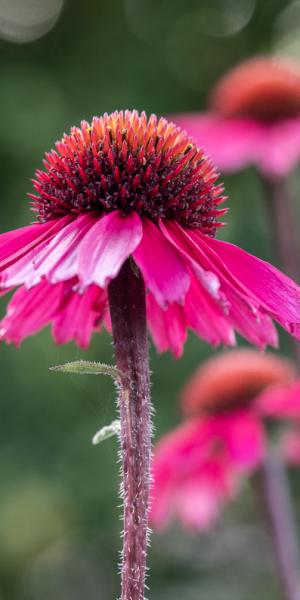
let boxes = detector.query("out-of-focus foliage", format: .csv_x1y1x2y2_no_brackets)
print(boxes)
0,0,300,598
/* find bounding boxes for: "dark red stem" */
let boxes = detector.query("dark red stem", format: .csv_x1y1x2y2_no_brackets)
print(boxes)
108,259,151,600
256,448,300,600
262,173,300,364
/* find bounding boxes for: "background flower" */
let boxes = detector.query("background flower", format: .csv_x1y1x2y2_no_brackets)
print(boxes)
151,350,300,531
173,56,300,176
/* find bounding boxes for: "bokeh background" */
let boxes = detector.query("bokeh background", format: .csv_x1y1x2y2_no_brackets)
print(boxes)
1,0,300,598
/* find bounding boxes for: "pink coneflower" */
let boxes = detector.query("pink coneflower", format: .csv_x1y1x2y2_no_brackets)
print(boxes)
173,56,300,177
2,110,300,600
1,111,300,356
151,350,300,599
151,349,298,530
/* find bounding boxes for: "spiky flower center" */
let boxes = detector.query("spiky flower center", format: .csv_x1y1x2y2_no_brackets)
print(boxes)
30,110,225,234
211,57,300,121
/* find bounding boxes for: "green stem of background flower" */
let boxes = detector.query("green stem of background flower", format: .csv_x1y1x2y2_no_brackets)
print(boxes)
108,259,152,600
256,448,300,600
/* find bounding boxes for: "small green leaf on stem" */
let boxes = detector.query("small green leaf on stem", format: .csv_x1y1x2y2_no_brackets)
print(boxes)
92,420,121,445
50,360,122,381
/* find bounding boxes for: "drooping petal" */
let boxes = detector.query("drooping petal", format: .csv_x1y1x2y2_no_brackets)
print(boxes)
0,218,70,264
256,380,300,420
0,216,73,289
257,118,300,176
172,471,233,531
184,274,236,347
151,416,239,531
215,411,265,469
171,113,264,172
0,215,93,289
30,213,97,284
78,210,143,289
0,278,107,348
151,419,216,528
0,280,66,345
146,293,187,358
201,234,300,339
134,218,190,307
52,284,107,348
161,221,279,348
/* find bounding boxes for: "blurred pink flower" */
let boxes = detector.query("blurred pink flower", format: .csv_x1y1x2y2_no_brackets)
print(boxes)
173,57,300,176
1,111,300,353
151,350,300,531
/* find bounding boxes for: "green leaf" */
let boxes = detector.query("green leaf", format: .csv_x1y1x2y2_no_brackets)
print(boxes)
92,420,121,445
50,360,121,381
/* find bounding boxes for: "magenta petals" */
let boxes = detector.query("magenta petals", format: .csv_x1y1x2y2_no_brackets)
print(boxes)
146,293,187,357
217,411,265,469
0,279,107,348
256,381,300,420
78,210,143,289
0,216,73,287
0,281,65,345
184,275,236,347
1,206,300,352
150,417,239,531
28,213,97,284
133,218,190,308
160,221,279,348
0,218,69,265
203,234,300,337
52,284,107,348
257,118,300,176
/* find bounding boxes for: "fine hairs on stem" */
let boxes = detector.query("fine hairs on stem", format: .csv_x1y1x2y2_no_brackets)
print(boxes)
108,259,152,600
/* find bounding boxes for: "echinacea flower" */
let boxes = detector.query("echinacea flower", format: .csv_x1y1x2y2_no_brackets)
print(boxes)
1,110,300,355
151,349,300,531
173,56,300,176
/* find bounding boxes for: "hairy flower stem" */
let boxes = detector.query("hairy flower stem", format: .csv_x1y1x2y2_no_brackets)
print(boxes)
256,448,300,600
262,174,300,364
108,259,151,600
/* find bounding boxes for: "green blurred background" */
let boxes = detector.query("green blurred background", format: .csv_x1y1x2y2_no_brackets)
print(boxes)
0,0,300,598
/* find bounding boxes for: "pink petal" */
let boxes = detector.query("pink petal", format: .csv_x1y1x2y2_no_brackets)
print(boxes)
29,213,97,284
146,293,187,358
0,216,74,289
0,277,107,348
217,411,265,469
0,280,65,345
171,113,264,172
257,118,300,176
174,479,222,531
184,273,236,347
256,381,300,420
52,284,107,348
202,234,300,339
0,217,72,271
78,211,143,289
133,218,190,307
161,221,278,348
151,417,239,531
151,420,213,528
